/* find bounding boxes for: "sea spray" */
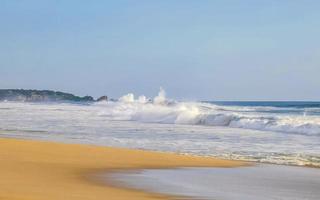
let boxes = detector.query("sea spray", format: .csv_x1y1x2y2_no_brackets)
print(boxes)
109,88,320,136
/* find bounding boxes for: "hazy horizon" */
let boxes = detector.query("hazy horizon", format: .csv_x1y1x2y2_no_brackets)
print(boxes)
1,1,320,101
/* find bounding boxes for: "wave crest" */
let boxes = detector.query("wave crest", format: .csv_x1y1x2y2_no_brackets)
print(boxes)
96,89,320,136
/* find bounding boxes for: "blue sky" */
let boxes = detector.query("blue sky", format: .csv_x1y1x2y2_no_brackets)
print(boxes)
1,0,320,100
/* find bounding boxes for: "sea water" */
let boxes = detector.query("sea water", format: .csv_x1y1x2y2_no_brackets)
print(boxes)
109,164,320,200
0,89,319,166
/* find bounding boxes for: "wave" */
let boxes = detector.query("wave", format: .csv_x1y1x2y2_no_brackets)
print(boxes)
95,89,320,136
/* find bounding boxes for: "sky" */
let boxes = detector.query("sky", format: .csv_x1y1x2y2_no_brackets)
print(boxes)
1,0,320,101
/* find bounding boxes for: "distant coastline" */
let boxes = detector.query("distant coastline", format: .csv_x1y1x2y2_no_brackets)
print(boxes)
0,89,108,102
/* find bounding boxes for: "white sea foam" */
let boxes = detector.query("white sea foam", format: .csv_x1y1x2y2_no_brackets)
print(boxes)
96,88,320,136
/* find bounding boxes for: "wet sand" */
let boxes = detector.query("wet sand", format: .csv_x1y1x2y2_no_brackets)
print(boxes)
110,164,320,200
0,138,245,200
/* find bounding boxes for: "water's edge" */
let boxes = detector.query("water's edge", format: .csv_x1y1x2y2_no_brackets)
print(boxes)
107,164,320,200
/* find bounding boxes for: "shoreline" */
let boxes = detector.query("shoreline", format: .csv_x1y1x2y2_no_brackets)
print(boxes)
3,134,318,169
0,137,246,200
109,164,320,200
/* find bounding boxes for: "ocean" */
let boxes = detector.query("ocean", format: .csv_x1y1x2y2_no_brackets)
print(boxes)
0,91,319,167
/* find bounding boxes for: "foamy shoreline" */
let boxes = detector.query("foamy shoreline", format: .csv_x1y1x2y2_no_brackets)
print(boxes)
1,101,319,167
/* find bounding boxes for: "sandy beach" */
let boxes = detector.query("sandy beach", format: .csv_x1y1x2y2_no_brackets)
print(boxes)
0,138,245,200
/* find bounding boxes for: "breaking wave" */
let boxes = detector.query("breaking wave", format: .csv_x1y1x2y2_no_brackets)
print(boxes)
96,88,320,136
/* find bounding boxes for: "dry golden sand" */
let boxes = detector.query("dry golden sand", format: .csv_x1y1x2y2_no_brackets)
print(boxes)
0,138,246,200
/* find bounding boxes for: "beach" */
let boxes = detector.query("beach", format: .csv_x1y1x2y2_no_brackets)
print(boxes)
0,101,319,199
0,138,245,200
2,0,320,199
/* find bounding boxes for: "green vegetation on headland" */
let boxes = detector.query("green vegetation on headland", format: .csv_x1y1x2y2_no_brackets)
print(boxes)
0,89,107,102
